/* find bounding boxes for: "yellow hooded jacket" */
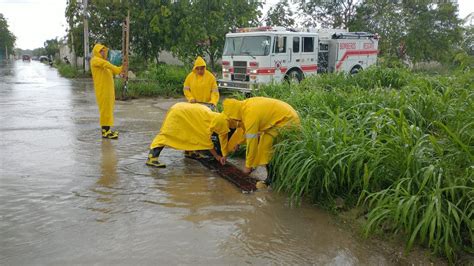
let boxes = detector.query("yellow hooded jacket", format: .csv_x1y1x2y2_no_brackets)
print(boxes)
223,97,300,168
150,102,229,156
183,56,219,106
90,44,123,127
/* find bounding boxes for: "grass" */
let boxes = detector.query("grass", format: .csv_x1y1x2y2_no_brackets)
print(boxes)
115,79,183,99
114,63,188,99
56,62,91,78
252,66,473,262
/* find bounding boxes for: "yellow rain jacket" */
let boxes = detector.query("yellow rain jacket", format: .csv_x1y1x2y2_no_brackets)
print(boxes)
223,97,300,168
183,56,219,106
150,102,229,156
90,44,122,127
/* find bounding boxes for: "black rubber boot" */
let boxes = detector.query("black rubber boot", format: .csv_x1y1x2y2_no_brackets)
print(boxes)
146,147,166,168
151,147,163,158
264,164,274,186
101,126,118,139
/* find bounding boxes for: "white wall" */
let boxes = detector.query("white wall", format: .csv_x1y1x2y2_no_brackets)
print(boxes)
59,43,83,68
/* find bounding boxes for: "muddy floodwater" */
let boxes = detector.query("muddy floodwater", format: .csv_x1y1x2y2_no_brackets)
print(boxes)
0,61,440,265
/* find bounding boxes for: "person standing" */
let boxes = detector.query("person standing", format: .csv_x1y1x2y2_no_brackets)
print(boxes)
90,43,124,139
183,56,219,109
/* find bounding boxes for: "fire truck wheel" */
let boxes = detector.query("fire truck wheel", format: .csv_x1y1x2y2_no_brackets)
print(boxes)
285,70,302,83
350,66,362,74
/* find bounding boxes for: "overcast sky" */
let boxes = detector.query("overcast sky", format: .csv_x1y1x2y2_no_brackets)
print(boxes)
0,0,473,50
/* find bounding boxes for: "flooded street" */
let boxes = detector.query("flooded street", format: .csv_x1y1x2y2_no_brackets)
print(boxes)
0,61,435,265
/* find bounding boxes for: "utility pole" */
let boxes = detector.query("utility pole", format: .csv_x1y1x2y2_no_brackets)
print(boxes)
83,0,90,72
71,32,77,68
121,11,130,100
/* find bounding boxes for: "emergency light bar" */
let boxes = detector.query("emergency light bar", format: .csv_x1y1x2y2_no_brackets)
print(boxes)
332,32,377,39
234,26,287,33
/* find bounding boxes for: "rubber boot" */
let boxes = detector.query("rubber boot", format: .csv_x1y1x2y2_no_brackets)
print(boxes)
146,147,166,168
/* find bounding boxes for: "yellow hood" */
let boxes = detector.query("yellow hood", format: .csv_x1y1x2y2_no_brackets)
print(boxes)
223,99,243,120
92,43,108,59
193,56,207,72
210,112,229,133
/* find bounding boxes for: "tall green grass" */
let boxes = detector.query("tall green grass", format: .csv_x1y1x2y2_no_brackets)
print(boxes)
114,64,188,98
56,63,91,78
140,63,189,87
254,67,473,262
115,79,182,99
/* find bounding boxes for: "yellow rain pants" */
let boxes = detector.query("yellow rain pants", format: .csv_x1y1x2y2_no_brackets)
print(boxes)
150,102,229,156
183,56,219,106
90,44,122,127
223,97,300,168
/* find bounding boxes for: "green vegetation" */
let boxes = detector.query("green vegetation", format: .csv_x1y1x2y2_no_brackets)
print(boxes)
114,64,188,98
253,67,473,262
44,38,59,58
0,13,16,59
65,0,261,68
56,62,91,78
63,1,469,68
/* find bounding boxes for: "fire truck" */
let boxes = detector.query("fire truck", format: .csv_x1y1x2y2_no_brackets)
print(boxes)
218,27,379,92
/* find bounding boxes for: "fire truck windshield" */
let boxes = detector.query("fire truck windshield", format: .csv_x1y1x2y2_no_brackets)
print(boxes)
223,36,271,57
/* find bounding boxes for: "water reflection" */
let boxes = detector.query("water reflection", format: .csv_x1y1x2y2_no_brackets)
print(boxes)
85,140,119,222
97,140,118,188
153,171,371,264
158,171,248,222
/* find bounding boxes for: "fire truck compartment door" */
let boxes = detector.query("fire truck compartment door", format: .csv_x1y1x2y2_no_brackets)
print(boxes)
271,35,289,81
328,40,338,72
291,36,301,64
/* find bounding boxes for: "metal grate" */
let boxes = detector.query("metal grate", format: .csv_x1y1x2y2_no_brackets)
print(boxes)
196,157,257,193
233,61,247,81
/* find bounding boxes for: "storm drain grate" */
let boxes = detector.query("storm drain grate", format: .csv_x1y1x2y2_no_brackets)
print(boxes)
196,157,257,193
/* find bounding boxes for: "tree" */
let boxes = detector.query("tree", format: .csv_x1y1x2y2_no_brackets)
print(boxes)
403,2,463,63
0,13,16,58
461,24,473,56
349,1,463,64
129,0,174,64
65,0,85,57
64,0,262,69
265,1,295,28
171,0,262,70
66,0,171,63
44,38,60,58
299,0,359,28
348,0,406,57
32,47,47,57
87,1,127,50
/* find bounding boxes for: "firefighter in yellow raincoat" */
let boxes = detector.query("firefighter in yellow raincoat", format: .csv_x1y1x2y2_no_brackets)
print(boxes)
90,43,124,139
146,102,229,168
223,97,300,185
183,56,219,109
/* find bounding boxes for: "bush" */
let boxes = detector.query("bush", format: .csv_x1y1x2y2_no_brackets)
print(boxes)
128,54,149,74
56,62,90,78
115,64,189,98
115,63,189,99
141,63,189,88
115,79,182,99
254,67,473,262
57,63,78,78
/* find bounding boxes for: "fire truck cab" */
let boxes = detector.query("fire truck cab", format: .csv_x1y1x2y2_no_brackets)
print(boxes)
218,27,378,92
